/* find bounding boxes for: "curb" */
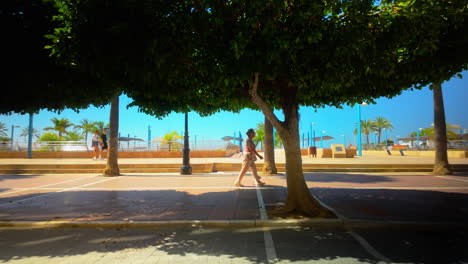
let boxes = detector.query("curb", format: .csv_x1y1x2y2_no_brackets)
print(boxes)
1,219,466,230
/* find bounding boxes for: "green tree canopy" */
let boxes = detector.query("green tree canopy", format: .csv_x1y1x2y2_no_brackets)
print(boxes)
50,0,468,216
0,0,118,114
161,131,183,151
373,117,393,144
64,131,84,141
43,117,74,137
37,132,64,141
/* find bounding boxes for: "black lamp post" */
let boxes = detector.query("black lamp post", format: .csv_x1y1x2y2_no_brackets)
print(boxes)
180,112,192,175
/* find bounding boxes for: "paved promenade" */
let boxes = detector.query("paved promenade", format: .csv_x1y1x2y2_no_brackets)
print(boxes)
0,154,467,226
1,155,467,263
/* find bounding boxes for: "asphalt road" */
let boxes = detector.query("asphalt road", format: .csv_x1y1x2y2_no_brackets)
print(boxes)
0,226,467,264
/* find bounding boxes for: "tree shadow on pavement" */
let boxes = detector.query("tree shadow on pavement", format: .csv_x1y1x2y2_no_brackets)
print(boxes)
0,188,382,263
0,174,41,182
0,225,383,264
304,172,396,183
0,188,467,263
313,188,468,222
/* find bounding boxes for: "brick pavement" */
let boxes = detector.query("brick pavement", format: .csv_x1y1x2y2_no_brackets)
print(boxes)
1,170,468,227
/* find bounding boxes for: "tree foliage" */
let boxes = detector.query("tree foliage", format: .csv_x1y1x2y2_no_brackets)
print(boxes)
43,117,74,137
50,0,468,216
0,0,118,114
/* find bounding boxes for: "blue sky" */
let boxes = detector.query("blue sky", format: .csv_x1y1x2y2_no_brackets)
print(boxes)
1,71,467,148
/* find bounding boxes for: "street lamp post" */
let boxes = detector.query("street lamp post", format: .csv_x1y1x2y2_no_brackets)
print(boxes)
180,112,192,175
341,134,346,146
27,114,33,158
147,125,151,150
312,123,316,147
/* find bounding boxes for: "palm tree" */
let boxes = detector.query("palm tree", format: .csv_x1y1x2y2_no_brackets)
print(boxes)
20,127,40,140
353,119,376,145
373,117,393,144
162,131,183,151
0,122,7,137
253,122,265,146
93,121,109,132
74,119,96,143
64,131,84,141
43,118,74,137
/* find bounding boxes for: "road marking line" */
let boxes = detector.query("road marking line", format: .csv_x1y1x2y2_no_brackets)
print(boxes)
263,229,279,264
0,175,96,196
0,177,120,207
256,187,278,263
256,188,268,220
349,230,392,263
436,176,468,183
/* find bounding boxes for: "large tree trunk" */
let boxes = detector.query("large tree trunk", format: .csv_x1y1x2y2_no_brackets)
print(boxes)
249,73,334,217
262,116,277,175
432,83,452,175
103,95,120,176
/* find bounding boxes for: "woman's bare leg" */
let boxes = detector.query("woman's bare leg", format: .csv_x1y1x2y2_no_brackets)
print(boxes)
250,163,264,184
234,160,250,185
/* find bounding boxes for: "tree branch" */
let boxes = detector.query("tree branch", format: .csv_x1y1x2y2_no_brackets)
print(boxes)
248,72,287,136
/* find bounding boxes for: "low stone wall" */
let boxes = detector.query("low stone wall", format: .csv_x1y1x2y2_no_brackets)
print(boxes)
301,148,356,158
362,150,467,158
0,150,228,159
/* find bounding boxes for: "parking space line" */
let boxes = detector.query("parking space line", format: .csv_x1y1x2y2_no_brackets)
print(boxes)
436,176,468,183
0,175,96,196
0,177,120,207
349,230,392,263
256,188,279,263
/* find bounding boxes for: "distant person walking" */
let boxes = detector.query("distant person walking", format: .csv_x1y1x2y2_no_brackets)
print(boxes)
234,128,266,187
91,130,100,160
99,128,108,160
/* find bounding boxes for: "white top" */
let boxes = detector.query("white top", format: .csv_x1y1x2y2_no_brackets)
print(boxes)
92,134,100,142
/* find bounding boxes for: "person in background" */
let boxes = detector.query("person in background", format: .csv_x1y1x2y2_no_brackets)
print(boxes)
99,128,108,160
234,128,266,187
91,130,100,160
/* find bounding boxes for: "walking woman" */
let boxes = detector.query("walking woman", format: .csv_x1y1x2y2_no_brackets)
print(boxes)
234,128,266,187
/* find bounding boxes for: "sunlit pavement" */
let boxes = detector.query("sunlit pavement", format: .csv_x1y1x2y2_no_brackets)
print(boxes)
0,170,468,263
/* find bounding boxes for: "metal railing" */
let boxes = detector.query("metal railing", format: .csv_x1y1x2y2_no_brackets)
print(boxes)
0,140,237,152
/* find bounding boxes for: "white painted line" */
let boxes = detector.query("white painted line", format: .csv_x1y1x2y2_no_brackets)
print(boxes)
349,230,392,263
436,176,468,183
0,175,96,196
0,177,120,207
256,188,268,220
256,187,279,263
263,228,279,264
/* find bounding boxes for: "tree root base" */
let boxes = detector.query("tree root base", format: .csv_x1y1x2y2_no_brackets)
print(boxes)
103,169,120,177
